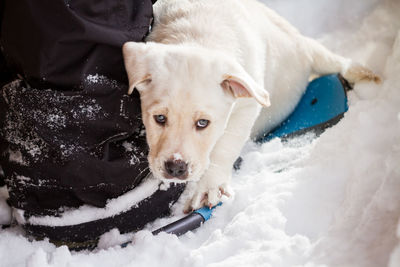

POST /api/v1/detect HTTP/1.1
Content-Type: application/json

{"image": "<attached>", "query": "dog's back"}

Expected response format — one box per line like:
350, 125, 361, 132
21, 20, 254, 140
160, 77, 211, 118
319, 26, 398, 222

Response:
149, 0, 317, 134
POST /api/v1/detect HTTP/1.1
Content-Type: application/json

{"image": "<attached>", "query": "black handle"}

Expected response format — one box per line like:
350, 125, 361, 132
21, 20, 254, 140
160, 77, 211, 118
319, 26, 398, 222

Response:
152, 212, 205, 236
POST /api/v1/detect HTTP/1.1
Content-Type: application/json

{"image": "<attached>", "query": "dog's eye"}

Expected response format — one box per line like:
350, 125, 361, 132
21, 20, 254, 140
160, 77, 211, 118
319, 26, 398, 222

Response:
154, 115, 167, 125
196, 119, 209, 129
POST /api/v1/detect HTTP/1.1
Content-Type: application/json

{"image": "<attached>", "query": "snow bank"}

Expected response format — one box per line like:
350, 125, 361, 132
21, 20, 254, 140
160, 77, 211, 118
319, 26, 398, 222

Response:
1, 0, 399, 266
309, 31, 400, 267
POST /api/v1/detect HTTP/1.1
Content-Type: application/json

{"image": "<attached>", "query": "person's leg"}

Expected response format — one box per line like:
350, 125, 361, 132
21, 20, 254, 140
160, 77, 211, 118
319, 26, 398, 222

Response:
0, 0, 184, 247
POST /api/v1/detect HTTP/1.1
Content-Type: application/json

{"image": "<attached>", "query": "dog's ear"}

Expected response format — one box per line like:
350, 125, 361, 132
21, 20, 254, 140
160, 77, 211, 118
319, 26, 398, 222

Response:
221, 71, 270, 107
122, 42, 152, 95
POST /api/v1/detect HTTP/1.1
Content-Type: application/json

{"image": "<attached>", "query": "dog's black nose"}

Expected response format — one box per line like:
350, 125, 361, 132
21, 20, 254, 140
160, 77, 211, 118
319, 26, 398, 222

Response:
164, 160, 188, 179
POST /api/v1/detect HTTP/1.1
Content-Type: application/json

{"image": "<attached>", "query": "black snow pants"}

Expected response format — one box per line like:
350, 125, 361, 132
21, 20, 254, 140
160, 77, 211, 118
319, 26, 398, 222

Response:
0, 0, 184, 249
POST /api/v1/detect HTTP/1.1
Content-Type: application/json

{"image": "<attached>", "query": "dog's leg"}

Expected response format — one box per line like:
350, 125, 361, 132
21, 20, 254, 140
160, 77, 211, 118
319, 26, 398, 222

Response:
304, 37, 381, 84
185, 99, 261, 212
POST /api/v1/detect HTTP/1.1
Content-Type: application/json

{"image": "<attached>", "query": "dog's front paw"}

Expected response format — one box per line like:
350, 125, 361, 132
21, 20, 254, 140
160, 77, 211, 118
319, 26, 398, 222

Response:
184, 182, 232, 213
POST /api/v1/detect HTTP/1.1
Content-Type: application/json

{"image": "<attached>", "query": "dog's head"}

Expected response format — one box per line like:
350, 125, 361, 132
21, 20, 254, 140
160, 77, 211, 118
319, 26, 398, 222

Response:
123, 42, 269, 183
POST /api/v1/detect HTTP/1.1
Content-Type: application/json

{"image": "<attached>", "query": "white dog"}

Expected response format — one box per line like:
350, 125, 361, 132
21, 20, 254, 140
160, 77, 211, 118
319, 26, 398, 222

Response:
122, 0, 380, 211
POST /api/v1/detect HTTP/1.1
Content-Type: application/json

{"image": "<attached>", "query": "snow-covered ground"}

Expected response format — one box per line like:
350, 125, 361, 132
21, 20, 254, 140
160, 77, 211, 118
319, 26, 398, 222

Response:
1, 0, 400, 266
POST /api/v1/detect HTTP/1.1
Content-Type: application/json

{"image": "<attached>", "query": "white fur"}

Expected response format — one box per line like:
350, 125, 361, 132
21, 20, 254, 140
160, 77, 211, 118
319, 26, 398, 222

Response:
123, 0, 379, 211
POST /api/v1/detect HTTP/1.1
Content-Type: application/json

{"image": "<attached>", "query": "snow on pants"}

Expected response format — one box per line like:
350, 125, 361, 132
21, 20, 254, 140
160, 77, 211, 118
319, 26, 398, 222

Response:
0, 0, 184, 249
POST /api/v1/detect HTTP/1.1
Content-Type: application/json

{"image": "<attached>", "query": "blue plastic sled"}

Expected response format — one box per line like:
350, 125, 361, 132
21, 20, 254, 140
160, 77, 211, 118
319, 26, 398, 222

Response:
258, 74, 350, 142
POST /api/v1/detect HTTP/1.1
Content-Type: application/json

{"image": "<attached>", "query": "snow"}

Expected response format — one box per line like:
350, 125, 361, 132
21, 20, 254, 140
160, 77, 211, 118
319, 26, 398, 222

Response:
7, 150, 26, 165
1, 0, 400, 266
19, 175, 160, 226
1, 77, 106, 162
123, 141, 146, 165
173, 153, 183, 161
85, 74, 119, 89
